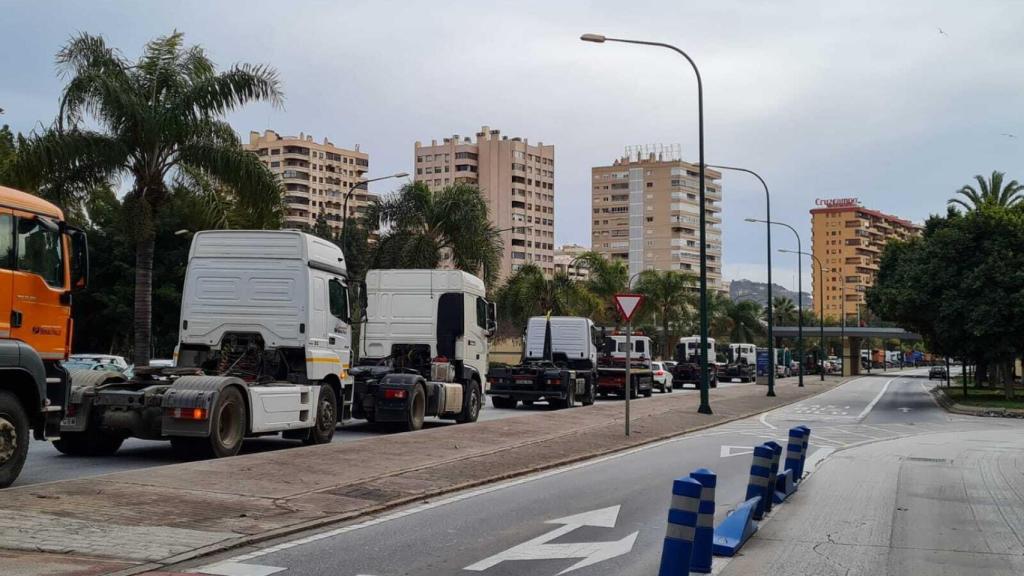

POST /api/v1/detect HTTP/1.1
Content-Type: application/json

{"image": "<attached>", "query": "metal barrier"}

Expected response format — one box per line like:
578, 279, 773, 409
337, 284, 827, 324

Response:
658, 476, 702, 576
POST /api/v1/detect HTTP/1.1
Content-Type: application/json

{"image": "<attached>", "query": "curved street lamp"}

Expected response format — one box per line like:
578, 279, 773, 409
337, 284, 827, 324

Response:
710, 165, 775, 397
340, 171, 409, 248
582, 32, 712, 415
747, 218, 804, 387
780, 249, 828, 381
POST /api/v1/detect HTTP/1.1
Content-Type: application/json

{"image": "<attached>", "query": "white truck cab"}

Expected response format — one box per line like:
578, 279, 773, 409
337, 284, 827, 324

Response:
678, 336, 717, 362
608, 334, 652, 360
523, 316, 599, 366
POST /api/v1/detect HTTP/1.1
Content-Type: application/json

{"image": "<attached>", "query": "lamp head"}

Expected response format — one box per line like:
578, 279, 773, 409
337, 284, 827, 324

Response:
580, 33, 607, 43
393, 172, 409, 178
744, 218, 758, 223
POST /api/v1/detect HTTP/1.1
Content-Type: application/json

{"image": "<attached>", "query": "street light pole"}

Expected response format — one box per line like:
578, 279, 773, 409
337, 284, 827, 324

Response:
781, 249, 828, 381
582, 32, 712, 415
748, 219, 804, 387
340, 172, 409, 248
711, 165, 775, 397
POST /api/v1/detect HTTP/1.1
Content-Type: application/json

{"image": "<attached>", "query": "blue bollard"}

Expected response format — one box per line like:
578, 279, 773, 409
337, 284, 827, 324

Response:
796, 425, 812, 478
659, 476, 702, 576
784, 426, 807, 482
688, 468, 716, 574
743, 444, 774, 520
774, 468, 797, 503
712, 496, 760, 557
762, 442, 782, 513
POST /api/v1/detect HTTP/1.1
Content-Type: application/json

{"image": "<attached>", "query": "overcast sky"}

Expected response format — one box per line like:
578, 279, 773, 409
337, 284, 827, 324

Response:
2, 0, 1022, 291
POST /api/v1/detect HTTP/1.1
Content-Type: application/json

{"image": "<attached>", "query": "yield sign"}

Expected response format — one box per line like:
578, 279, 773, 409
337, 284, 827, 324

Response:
613, 293, 644, 323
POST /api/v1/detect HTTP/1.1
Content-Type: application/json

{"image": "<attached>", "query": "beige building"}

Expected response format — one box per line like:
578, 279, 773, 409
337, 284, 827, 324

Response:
591, 146, 723, 288
811, 199, 920, 323
553, 243, 590, 281
246, 130, 370, 233
414, 126, 555, 280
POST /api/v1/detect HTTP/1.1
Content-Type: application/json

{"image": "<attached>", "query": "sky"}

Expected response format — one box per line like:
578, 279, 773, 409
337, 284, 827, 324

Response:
2, 0, 1022, 292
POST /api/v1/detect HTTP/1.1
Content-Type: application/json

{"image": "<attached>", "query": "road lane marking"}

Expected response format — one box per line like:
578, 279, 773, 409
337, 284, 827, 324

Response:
464, 505, 638, 574
758, 412, 777, 430
720, 445, 756, 458
856, 377, 896, 421
191, 561, 286, 576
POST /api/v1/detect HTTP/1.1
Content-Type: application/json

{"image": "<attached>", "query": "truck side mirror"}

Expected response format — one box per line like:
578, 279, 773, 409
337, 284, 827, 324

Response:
601, 337, 616, 354
358, 279, 368, 323
67, 226, 89, 291
486, 301, 497, 335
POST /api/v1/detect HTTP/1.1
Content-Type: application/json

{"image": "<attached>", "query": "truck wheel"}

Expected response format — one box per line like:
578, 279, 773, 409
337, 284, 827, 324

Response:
304, 384, 337, 445
643, 384, 653, 398
492, 396, 517, 409
581, 378, 596, 406
0, 391, 30, 488
404, 386, 425, 431
456, 382, 481, 424
173, 387, 246, 459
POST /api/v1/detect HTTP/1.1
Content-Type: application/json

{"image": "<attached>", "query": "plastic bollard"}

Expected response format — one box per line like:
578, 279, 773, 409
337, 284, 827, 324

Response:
796, 425, 811, 478
784, 426, 807, 482
688, 468, 716, 574
762, 442, 782, 513
743, 444, 774, 520
712, 496, 760, 556
659, 476, 702, 576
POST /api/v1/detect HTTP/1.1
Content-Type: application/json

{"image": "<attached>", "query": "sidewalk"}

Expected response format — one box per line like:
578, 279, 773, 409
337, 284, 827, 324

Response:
0, 378, 837, 575
718, 427, 1024, 576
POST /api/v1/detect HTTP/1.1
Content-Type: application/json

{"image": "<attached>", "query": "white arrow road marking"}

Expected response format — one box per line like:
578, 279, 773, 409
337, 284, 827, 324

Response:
464, 505, 638, 574
898, 407, 912, 413
720, 445, 755, 458
191, 561, 286, 576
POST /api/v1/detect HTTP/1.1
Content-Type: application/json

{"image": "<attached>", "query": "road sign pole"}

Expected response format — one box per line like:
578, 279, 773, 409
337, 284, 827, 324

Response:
625, 323, 631, 437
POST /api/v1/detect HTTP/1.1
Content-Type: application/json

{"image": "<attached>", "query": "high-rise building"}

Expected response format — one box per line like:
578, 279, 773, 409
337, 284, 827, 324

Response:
810, 198, 920, 323
246, 130, 369, 233
591, 145, 723, 288
414, 126, 555, 281
553, 243, 590, 281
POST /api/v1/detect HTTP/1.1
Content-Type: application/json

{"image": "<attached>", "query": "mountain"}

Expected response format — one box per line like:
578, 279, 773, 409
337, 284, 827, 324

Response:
728, 279, 812, 309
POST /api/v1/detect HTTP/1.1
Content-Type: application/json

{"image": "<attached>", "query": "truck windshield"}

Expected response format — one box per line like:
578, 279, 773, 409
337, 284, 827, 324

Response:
17, 216, 64, 288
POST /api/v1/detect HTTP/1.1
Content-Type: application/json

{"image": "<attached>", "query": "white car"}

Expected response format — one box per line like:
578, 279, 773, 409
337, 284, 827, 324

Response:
652, 362, 674, 393
64, 354, 133, 378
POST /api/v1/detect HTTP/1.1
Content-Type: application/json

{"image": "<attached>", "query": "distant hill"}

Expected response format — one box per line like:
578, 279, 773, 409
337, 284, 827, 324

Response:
729, 279, 812, 309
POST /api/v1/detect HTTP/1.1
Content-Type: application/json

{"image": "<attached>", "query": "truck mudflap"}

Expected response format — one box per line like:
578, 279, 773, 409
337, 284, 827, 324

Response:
160, 375, 245, 438
366, 372, 423, 423
60, 370, 127, 433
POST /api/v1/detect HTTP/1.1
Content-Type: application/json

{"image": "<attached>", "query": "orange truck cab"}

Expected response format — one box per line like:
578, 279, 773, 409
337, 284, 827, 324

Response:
0, 185, 88, 488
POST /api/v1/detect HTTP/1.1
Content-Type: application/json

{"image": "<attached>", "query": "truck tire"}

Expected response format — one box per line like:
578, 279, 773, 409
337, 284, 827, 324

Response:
581, 378, 596, 406
491, 396, 517, 409
0, 390, 30, 489
304, 384, 337, 445
643, 383, 653, 398
404, 385, 426, 431
455, 381, 481, 424
173, 387, 246, 459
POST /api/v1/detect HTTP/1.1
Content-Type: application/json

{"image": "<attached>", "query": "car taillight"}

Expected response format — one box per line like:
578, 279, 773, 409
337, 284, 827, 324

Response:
547, 379, 561, 386
65, 404, 77, 417
656, 370, 664, 375
384, 388, 408, 400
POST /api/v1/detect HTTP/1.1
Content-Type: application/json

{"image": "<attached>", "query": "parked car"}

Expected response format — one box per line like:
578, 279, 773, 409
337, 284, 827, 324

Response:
652, 362, 674, 393
929, 366, 947, 380
63, 354, 134, 378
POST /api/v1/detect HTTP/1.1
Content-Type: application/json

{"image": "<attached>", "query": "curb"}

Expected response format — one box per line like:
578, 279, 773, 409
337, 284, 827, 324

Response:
100, 380, 852, 575
931, 386, 1024, 418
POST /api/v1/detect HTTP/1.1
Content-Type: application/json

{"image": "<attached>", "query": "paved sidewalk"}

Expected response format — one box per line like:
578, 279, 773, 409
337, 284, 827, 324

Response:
0, 378, 836, 574
719, 428, 1024, 576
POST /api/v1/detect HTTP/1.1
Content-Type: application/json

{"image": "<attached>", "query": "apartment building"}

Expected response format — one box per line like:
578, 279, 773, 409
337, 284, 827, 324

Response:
245, 130, 370, 233
553, 243, 590, 281
811, 198, 920, 322
414, 126, 555, 280
591, 145, 723, 288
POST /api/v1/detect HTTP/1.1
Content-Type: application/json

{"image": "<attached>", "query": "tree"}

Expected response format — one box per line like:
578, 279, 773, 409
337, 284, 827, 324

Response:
18, 32, 283, 366
949, 170, 1023, 212
635, 269, 696, 358
869, 205, 1024, 399
724, 300, 765, 344
368, 181, 502, 286
493, 264, 596, 339
768, 296, 798, 326
576, 252, 628, 326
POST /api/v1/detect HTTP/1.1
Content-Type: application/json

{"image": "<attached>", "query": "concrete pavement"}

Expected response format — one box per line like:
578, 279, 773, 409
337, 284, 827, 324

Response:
718, 427, 1024, 576
0, 376, 832, 574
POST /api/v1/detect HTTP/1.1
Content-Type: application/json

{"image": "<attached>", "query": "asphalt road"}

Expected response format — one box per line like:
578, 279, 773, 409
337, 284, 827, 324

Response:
15, 379, 752, 487
180, 368, 1005, 576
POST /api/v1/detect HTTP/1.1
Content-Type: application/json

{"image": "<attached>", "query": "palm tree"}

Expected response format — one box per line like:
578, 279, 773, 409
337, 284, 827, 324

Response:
949, 170, 1024, 212
769, 296, 798, 326
725, 300, 764, 343
19, 32, 283, 366
635, 269, 696, 358
575, 252, 628, 325
367, 181, 502, 286
494, 264, 596, 338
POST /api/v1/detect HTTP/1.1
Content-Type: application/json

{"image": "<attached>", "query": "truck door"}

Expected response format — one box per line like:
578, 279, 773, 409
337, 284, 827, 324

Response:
327, 276, 351, 368
463, 294, 487, 377
0, 210, 13, 340
9, 212, 69, 360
